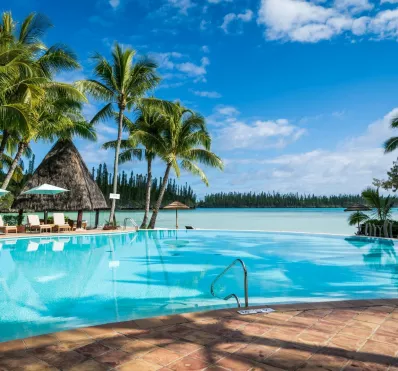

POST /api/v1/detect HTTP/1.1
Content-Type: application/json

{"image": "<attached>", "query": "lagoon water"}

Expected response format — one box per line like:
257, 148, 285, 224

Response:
59, 208, 398, 235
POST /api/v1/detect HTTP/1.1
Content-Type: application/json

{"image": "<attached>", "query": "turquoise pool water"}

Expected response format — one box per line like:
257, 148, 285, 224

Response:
0, 230, 397, 342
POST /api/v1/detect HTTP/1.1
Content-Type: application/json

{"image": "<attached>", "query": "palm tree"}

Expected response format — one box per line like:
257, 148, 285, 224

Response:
1, 90, 90, 189
103, 101, 165, 228
348, 211, 369, 234
76, 43, 160, 223
139, 101, 223, 229
0, 11, 79, 160
384, 117, 398, 153
362, 187, 395, 221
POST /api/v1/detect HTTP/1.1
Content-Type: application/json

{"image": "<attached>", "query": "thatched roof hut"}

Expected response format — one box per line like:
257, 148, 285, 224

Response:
13, 140, 108, 211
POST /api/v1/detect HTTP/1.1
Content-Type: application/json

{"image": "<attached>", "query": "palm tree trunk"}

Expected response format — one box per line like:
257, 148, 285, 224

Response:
148, 163, 172, 229
0, 130, 10, 158
2, 142, 26, 190
140, 157, 152, 229
109, 107, 124, 224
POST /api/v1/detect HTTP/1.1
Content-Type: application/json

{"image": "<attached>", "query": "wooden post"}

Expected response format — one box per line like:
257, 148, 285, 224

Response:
95, 209, 100, 229
44, 210, 48, 224
77, 210, 83, 229
18, 209, 23, 228
176, 209, 178, 229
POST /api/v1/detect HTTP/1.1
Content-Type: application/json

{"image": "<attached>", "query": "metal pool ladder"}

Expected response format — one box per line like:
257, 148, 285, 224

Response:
210, 258, 249, 308
123, 218, 138, 230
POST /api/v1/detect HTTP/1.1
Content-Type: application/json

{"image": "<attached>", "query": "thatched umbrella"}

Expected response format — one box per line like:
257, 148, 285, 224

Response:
344, 204, 371, 234
13, 140, 108, 228
163, 201, 190, 229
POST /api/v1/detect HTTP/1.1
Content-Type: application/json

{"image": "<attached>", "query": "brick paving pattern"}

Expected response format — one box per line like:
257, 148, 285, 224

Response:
0, 299, 397, 370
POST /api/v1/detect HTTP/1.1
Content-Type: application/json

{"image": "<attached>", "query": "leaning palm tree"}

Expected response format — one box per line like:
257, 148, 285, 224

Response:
76, 43, 160, 223
0, 11, 80, 159
140, 101, 223, 229
1, 89, 90, 189
103, 101, 166, 228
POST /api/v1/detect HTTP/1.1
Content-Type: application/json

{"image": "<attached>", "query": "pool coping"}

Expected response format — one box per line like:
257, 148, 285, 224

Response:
1, 298, 398, 346
1, 298, 398, 371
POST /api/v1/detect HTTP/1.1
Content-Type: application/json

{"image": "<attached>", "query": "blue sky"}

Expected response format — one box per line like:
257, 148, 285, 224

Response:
4, 0, 398, 197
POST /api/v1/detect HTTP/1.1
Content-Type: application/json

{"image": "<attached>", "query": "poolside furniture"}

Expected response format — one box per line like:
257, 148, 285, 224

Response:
52, 241, 65, 252
186, 226, 195, 230
68, 219, 87, 231
27, 242, 39, 252
52, 213, 71, 232
0, 216, 17, 234
27, 215, 52, 233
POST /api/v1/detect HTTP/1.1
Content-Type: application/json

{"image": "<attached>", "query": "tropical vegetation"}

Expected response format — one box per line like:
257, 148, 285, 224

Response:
0, 11, 223, 229
91, 163, 197, 209
200, 192, 365, 208
76, 44, 160, 224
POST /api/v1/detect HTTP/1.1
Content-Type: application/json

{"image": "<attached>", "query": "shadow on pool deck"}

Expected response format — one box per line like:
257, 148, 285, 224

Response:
0, 299, 398, 370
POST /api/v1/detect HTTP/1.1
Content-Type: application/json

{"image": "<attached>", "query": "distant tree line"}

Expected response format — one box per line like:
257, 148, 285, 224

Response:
197, 192, 365, 208
91, 163, 197, 209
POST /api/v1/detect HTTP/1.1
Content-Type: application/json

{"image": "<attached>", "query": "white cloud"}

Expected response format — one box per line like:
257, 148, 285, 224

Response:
150, 52, 210, 83
216, 119, 306, 150
222, 108, 398, 194
257, 0, 398, 43
217, 106, 239, 116
206, 105, 241, 126
202, 45, 210, 53
334, 0, 373, 14
109, 0, 120, 8
191, 90, 222, 98
221, 9, 253, 33
149, 52, 183, 70
200, 19, 211, 30
209, 106, 305, 149
177, 57, 209, 78
168, 0, 196, 14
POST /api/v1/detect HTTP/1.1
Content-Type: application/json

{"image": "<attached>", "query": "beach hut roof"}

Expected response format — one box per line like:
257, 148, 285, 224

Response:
13, 140, 108, 211
344, 204, 371, 212
163, 201, 190, 210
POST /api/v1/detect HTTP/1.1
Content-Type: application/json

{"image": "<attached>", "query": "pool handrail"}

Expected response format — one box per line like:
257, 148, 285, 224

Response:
210, 258, 249, 308
123, 218, 138, 230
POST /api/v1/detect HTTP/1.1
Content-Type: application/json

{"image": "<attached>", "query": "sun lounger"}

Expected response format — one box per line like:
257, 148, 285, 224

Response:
52, 213, 71, 232
185, 226, 195, 230
27, 215, 52, 233
27, 242, 39, 252
0, 216, 17, 234
52, 241, 65, 251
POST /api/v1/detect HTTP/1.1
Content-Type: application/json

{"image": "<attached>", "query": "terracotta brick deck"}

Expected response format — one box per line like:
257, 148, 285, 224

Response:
1, 299, 398, 370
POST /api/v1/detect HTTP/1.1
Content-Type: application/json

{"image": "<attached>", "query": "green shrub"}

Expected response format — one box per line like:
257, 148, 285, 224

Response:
2, 215, 18, 226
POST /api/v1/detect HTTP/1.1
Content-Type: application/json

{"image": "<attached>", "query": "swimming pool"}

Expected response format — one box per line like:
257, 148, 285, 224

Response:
0, 230, 397, 342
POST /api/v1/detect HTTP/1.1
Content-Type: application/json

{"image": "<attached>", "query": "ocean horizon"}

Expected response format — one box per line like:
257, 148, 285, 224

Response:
49, 207, 395, 235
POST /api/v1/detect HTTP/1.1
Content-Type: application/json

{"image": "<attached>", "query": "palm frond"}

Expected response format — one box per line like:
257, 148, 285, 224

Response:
38, 44, 80, 77
384, 137, 398, 153
184, 148, 224, 170
18, 12, 52, 45
181, 160, 209, 186
90, 102, 113, 124
75, 79, 114, 101
119, 148, 143, 163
